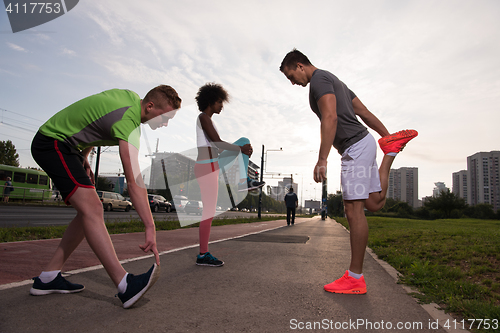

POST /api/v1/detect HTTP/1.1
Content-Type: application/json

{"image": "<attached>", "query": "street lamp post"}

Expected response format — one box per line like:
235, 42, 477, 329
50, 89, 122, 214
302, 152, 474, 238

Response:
258, 145, 264, 219
94, 147, 101, 185
258, 146, 282, 219
321, 178, 327, 220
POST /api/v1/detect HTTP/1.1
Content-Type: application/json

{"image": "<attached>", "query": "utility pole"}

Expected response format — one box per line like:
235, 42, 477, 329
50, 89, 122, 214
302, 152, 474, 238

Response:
94, 147, 101, 187
321, 177, 327, 220
258, 145, 264, 219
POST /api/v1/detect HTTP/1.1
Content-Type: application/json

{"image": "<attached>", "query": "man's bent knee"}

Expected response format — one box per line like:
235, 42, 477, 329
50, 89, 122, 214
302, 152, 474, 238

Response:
365, 191, 386, 213
365, 199, 386, 213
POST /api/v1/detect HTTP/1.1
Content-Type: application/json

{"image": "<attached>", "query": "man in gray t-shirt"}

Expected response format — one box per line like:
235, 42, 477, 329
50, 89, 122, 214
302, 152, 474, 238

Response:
309, 69, 368, 155
280, 49, 417, 295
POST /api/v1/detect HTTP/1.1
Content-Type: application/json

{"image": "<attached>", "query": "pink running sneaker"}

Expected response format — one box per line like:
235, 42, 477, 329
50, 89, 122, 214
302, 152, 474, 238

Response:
378, 129, 418, 155
324, 270, 367, 294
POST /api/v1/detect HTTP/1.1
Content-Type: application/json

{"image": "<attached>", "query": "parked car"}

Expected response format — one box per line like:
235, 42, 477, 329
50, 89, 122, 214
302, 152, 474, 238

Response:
173, 196, 189, 213
97, 191, 132, 212
51, 191, 62, 202
184, 200, 203, 215
124, 197, 135, 210
148, 194, 172, 213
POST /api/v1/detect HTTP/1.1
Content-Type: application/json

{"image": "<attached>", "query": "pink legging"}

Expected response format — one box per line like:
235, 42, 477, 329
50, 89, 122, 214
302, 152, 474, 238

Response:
194, 161, 219, 253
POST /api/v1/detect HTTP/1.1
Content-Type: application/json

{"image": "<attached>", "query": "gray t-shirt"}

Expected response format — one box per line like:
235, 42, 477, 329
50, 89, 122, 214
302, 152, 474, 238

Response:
309, 69, 368, 154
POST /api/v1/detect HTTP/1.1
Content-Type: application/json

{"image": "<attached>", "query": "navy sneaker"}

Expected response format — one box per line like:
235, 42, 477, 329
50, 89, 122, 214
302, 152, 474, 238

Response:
117, 264, 160, 309
30, 272, 85, 295
196, 252, 224, 267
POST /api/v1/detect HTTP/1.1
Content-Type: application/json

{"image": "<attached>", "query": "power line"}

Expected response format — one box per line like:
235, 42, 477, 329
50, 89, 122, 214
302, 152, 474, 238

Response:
0, 108, 44, 123
0, 108, 43, 135
0, 133, 32, 142
0, 121, 36, 133
1, 115, 40, 128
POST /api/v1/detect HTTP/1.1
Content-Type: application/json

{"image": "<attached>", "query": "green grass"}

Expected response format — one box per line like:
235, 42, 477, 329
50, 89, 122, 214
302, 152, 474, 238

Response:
0, 215, 287, 243
336, 216, 500, 332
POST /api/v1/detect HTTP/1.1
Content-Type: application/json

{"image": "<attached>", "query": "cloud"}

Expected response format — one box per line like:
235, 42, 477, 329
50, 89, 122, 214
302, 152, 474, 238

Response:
2, 0, 500, 199
61, 48, 76, 56
7, 42, 27, 52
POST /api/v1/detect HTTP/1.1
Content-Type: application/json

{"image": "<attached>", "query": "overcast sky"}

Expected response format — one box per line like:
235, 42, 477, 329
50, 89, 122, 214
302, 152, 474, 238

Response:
1, 0, 499, 203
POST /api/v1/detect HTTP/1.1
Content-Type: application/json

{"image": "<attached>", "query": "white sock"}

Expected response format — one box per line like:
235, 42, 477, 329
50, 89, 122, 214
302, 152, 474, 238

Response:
348, 270, 363, 279
387, 152, 398, 157
39, 270, 60, 283
117, 273, 129, 294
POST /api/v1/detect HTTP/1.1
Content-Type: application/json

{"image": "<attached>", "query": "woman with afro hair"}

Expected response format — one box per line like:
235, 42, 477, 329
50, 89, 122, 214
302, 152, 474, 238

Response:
194, 83, 265, 266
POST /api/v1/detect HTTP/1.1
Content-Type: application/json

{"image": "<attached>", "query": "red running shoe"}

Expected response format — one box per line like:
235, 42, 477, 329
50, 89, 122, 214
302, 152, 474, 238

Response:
324, 270, 367, 294
378, 129, 418, 155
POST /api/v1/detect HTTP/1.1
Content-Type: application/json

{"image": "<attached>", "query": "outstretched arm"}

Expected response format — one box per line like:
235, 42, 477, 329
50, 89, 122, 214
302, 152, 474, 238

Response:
199, 113, 252, 156
119, 140, 160, 265
352, 97, 390, 137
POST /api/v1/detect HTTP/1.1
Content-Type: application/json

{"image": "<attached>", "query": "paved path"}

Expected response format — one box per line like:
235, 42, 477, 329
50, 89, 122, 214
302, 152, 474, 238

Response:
0, 217, 455, 332
0, 218, 289, 285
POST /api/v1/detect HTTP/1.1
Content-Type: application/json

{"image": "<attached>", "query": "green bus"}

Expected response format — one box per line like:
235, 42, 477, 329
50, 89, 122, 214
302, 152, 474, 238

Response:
0, 164, 53, 201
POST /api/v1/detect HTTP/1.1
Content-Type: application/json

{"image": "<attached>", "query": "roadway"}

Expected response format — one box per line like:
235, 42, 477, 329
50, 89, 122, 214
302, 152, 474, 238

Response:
0, 217, 451, 332
0, 205, 277, 228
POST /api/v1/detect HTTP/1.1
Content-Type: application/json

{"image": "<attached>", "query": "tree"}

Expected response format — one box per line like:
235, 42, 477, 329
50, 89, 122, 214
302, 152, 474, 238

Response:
380, 197, 400, 213
464, 203, 496, 219
423, 189, 466, 219
0, 140, 19, 166
327, 191, 344, 217
385, 201, 414, 217
237, 191, 286, 213
96, 177, 114, 191
414, 206, 431, 219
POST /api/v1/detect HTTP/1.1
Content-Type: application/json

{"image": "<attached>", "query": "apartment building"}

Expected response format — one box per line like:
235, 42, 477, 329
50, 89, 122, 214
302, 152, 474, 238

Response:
388, 167, 419, 208
467, 151, 500, 211
452, 170, 467, 202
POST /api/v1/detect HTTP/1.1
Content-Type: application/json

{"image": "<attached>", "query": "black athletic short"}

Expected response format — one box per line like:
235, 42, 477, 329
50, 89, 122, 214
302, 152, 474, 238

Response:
31, 131, 95, 204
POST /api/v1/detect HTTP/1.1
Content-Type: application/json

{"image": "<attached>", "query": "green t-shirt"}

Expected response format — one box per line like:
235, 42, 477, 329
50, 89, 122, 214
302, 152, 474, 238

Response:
39, 89, 142, 150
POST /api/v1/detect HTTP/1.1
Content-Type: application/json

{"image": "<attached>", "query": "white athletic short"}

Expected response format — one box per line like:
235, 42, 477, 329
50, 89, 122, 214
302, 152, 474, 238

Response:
340, 133, 382, 200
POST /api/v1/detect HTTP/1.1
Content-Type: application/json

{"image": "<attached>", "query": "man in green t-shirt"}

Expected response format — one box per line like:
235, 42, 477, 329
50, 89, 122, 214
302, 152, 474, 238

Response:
30, 85, 181, 308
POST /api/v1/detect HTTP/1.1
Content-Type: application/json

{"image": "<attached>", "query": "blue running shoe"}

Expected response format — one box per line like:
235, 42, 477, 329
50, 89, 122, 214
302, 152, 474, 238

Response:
117, 264, 160, 309
30, 272, 84, 295
238, 179, 265, 192
196, 252, 224, 267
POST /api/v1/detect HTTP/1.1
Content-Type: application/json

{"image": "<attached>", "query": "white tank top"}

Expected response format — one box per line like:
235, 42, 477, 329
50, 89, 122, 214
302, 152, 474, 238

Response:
196, 114, 219, 148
